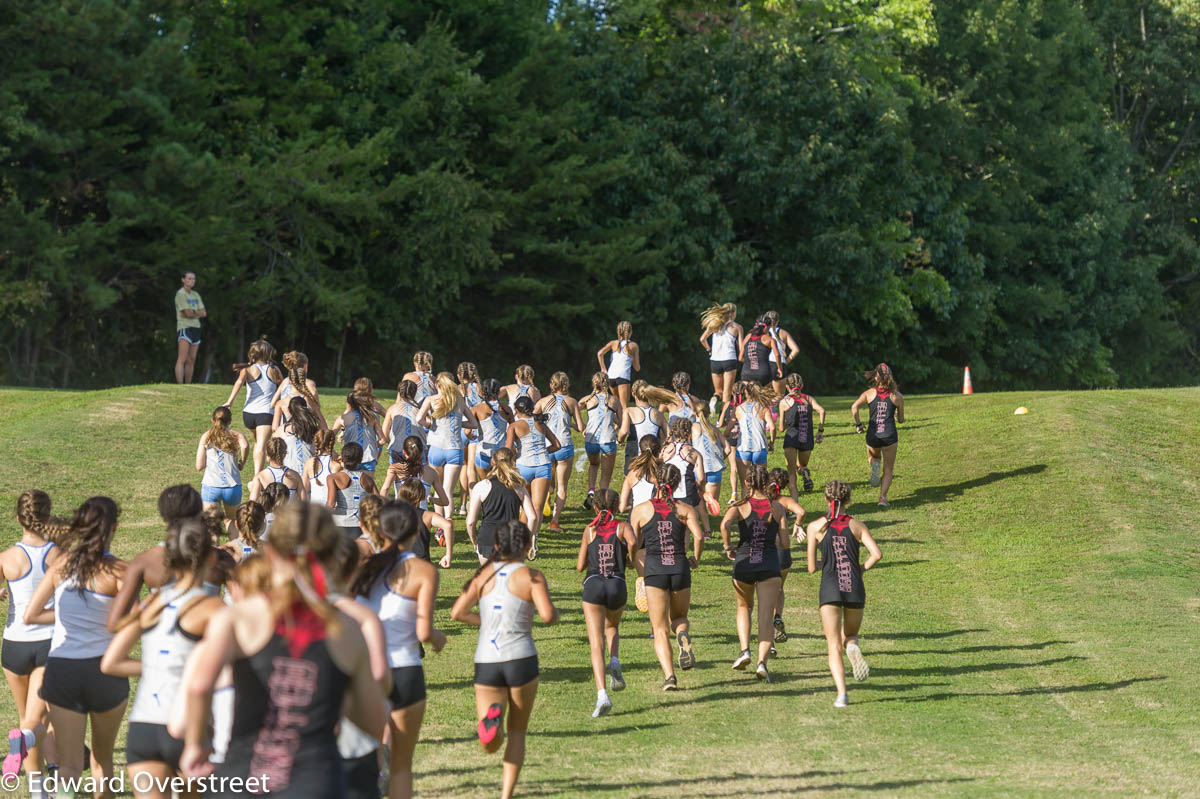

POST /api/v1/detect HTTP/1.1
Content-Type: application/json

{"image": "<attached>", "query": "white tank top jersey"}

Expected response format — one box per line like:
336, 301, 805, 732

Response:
4, 542, 55, 642
547, 395, 571, 446
414, 372, 434, 405
388, 410, 416, 455
282, 430, 313, 474
49, 578, 116, 659
243, 363, 277, 414
308, 453, 333, 505
516, 424, 550, 468
345, 412, 381, 464
203, 445, 241, 489
363, 552, 422, 668
427, 407, 463, 450
710, 324, 737, 361
129, 583, 208, 725
228, 536, 256, 560
332, 471, 364, 527
666, 446, 693, 499
584, 394, 616, 445
631, 476, 655, 506
277, 380, 297, 421
474, 562, 537, 664
767, 325, 785, 364
698, 429, 724, 473
464, 381, 482, 408
264, 464, 295, 497
739, 402, 767, 451
632, 407, 661, 443
479, 401, 508, 453
669, 393, 698, 423
606, 340, 633, 381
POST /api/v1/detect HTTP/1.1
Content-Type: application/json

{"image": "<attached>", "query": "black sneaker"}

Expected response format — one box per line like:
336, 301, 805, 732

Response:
662, 675, 679, 691
801, 467, 814, 492
677, 631, 695, 671
583, 491, 595, 511
773, 615, 788, 643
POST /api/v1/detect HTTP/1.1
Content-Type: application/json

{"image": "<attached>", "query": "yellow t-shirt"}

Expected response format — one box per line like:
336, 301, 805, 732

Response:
175, 289, 205, 330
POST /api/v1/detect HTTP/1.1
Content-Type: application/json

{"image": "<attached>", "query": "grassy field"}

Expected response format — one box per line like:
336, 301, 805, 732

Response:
0, 383, 1197, 798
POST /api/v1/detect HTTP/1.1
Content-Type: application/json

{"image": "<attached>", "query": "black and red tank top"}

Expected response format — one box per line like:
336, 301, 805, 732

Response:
586, 517, 628, 579
784, 392, 813, 446
742, 336, 770, 377
818, 515, 865, 605
639, 498, 687, 577
735, 497, 780, 572
868, 389, 897, 442
218, 603, 348, 797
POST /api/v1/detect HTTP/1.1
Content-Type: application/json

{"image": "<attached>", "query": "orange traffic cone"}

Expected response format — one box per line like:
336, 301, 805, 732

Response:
962, 366, 974, 395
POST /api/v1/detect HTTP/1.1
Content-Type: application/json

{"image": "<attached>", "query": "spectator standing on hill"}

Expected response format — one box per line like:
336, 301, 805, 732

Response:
174, 272, 206, 384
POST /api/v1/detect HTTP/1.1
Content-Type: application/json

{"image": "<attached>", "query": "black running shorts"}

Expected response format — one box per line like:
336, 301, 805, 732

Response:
582, 576, 627, 610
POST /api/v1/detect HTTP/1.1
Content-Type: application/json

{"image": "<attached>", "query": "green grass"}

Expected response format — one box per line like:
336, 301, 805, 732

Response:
0, 384, 1197, 797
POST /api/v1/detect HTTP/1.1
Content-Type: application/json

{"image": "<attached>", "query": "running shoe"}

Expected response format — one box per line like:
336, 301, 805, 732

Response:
607, 661, 626, 692
456, 502, 468, 517
548, 522, 562, 532
435, 530, 446, 547
661, 675, 679, 691
846, 642, 869, 681
593, 695, 612, 718
731, 649, 752, 671
528, 538, 539, 561
477, 703, 503, 747
756, 661, 771, 683
773, 615, 788, 643
677, 631, 695, 671
703, 494, 721, 516
3, 728, 26, 777
708, 396, 719, 416
634, 577, 648, 612
583, 492, 594, 511
801, 467, 813, 493
834, 694, 849, 708
878, 498, 889, 508
768, 645, 777, 658
869, 460, 882, 487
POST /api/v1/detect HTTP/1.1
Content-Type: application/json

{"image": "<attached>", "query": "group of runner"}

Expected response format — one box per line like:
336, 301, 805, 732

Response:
3, 303, 900, 798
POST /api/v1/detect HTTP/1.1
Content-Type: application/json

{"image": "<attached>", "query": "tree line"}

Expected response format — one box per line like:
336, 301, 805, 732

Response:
2, 0, 1197, 392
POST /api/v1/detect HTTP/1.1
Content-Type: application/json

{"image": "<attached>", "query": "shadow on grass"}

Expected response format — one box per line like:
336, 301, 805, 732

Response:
861, 675, 1165, 704
443, 769, 904, 797
871, 655, 1085, 677
899, 463, 1048, 507
868, 559, 928, 570
867, 628, 986, 640
423, 722, 670, 746
882, 639, 1073, 656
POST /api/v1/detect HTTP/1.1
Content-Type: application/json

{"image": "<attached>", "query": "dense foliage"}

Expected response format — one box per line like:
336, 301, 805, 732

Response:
2, 0, 1197, 391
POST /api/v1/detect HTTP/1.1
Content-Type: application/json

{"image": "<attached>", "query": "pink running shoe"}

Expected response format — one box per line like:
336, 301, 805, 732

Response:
3, 728, 26, 777
477, 703, 503, 747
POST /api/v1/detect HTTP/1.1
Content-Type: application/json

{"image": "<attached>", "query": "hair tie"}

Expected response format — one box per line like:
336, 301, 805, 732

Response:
590, 509, 613, 529
304, 550, 329, 599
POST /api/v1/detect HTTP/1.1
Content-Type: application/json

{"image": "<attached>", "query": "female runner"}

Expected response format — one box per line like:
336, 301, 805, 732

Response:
580, 372, 619, 508
303, 430, 338, 506
777, 374, 826, 494
617, 381, 671, 475
596, 321, 640, 410
270, 351, 325, 430
1, 490, 61, 778
575, 489, 636, 718
394, 479, 454, 568
502, 365, 541, 407
766, 468, 806, 649
719, 465, 789, 683
274, 397, 321, 475
761, 311, 800, 397
326, 443, 379, 542
248, 438, 304, 501
665, 372, 703, 423
467, 449, 537, 564
417, 372, 479, 520
382, 380, 426, 464
850, 363, 905, 507
699, 303, 743, 414
196, 406, 249, 518
352, 377, 388, 420
469, 378, 513, 476
806, 480, 882, 706
225, 501, 266, 563
100, 518, 223, 798
506, 396, 560, 554
380, 437, 449, 510
179, 503, 388, 793
629, 464, 704, 690
332, 393, 384, 475
25, 497, 128, 795
618, 436, 663, 515
693, 407, 730, 516
222, 339, 282, 475
451, 520, 559, 799
738, 315, 783, 388
662, 418, 709, 537
534, 372, 585, 532
352, 501, 447, 799
732, 382, 775, 496
457, 362, 484, 511
402, 352, 436, 406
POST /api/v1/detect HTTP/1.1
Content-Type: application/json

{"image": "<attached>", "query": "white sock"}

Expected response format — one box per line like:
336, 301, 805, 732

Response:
21, 729, 34, 748
609, 656, 619, 669
597, 689, 609, 703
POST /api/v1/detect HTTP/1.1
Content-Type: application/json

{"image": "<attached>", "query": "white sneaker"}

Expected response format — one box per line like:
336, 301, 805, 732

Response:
593, 694, 612, 718
846, 642, 869, 681
607, 661, 625, 692
869, 460, 882, 487
708, 396, 719, 416
834, 694, 849, 708
731, 650, 752, 670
